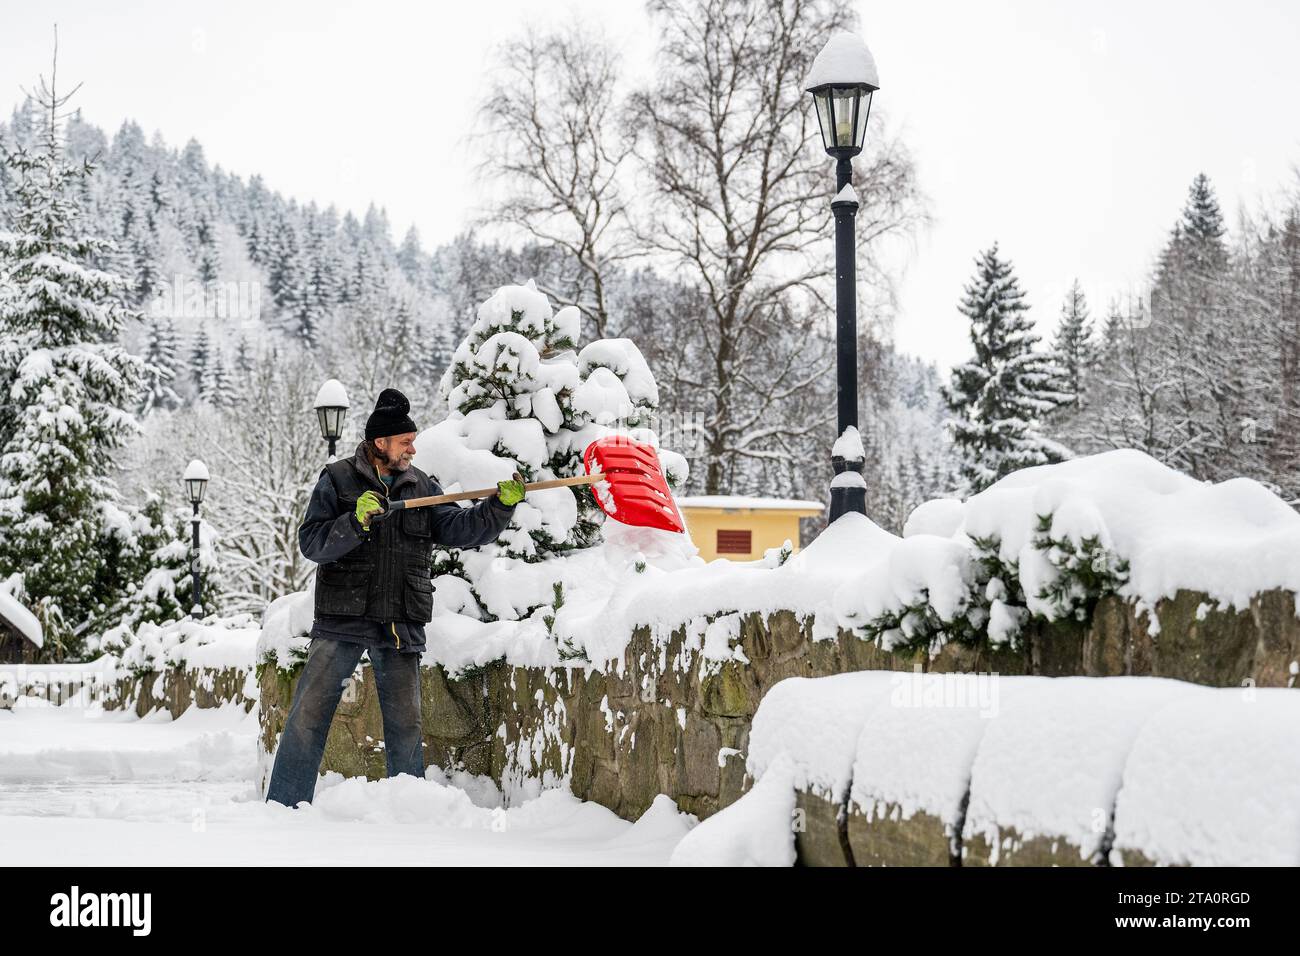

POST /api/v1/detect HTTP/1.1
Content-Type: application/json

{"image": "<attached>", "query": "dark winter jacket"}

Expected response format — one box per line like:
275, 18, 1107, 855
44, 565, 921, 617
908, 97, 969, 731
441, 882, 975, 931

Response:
299, 441, 515, 654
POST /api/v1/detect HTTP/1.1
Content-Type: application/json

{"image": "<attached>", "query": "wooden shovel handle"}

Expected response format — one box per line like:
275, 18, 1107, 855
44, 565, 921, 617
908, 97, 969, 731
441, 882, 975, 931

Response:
382, 472, 607, 512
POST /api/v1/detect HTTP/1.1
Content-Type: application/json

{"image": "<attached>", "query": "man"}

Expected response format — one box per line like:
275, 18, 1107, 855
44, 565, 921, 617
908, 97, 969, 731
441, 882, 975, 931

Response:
265, 387, 525, 808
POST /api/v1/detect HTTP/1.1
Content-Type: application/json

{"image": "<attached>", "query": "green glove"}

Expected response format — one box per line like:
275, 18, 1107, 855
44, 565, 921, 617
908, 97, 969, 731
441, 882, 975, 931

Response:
355, 490, 383, 529
496, 476, 526, 507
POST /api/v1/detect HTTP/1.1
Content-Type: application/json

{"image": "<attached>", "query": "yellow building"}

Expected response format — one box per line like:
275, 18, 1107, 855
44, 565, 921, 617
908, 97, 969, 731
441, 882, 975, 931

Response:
675, 496, 825, 562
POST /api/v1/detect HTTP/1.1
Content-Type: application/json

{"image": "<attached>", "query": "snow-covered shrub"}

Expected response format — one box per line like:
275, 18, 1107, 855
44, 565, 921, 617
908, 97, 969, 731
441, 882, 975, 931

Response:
1026, 514, 1129, 623
833, 534, 981, 656
95, 498, 223, 658
417, 280, 688, 659
110, 613, 261, 676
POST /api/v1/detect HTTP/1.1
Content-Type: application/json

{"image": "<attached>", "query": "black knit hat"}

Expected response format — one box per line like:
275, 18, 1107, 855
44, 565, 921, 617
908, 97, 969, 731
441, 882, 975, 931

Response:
365, 388, 418, 440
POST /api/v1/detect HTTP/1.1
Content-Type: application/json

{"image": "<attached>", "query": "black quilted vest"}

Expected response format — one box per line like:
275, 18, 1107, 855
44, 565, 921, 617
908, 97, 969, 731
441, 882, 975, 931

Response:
313, 458, 436, 623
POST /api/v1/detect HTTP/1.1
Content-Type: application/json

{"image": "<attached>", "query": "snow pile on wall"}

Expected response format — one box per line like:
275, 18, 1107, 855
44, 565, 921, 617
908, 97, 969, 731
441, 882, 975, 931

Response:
958, 676, 1193, 863
547, 448, 1300, 668
258, 588, 317, 668
111, 612, 262, 673
0, 655, 121, 710
836, 448, 1300, 654
668, 672, 899, 867
747, 672, 898, 802
850, 672, 1020, 840
713, 670, 1300, 866
959, 449, 1300, 619
541, 448, 1300, 669
1111, 688, 1300, 866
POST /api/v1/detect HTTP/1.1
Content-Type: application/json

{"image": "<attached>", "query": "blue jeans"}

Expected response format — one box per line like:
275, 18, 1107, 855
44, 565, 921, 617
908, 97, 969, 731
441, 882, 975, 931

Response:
265, 636, 424, 807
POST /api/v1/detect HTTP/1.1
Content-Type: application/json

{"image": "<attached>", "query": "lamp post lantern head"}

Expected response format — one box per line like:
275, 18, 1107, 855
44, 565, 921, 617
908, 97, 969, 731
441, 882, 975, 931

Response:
183, 458, 210, 506
313, 378, 350, 447
805, 31, 880, 159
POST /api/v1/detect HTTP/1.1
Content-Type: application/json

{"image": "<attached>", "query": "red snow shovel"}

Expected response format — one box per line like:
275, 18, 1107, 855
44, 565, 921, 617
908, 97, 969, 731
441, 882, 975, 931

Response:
369, 436, 686, 533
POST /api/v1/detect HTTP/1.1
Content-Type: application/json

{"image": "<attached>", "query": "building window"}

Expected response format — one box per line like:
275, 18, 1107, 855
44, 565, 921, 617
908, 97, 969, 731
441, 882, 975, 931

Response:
716, 529, 752, 554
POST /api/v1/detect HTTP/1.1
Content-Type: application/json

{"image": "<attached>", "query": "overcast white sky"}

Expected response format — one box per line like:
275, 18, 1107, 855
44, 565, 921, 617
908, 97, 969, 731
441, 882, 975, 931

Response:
3, 0, 1298, 368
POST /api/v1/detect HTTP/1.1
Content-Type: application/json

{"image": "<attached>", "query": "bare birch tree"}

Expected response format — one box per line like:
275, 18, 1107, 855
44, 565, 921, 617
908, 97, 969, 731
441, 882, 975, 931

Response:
473, 25, 636, 338
628, 0, 926, 493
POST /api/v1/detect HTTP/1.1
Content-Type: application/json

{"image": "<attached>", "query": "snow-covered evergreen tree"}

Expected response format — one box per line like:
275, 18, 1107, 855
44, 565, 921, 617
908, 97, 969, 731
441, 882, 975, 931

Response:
205, 349, 234, 407
943, 244, 1071, 493
146, 167, 167, 224
95, 495, 223, 656
138, 315, 182, 414
1052, 279, 1095, 407
0, 65, 148, 657
233, 333, 255, 379
1179, 172, 1228, 273
397, 225, 425, 285
266, 213, 299, 309
346, 242, 385, 308
1142, 174, 1248, 480
190, 327, 212, 393
290, 206, 339, 345
176, 140, 222, 283
425, 280, 685, 638
193, 210, 220, 284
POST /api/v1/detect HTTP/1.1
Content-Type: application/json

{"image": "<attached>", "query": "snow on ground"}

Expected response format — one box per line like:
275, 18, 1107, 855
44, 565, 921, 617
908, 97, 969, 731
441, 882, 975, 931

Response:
257, 510, 897, 673
0, 695, 256, 783
669, 752, 797, 867
0, 699, 694, 866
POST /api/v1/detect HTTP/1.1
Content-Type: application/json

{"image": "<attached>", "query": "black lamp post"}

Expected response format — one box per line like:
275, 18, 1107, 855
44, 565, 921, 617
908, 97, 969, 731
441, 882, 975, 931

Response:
183, 458, 209, 619
314, 379, 350, 459
806, 32, 880, 521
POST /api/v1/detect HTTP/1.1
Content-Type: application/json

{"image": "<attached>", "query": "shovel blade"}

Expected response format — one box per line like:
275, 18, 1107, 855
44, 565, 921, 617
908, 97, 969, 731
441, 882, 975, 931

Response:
584, 436, 685, 534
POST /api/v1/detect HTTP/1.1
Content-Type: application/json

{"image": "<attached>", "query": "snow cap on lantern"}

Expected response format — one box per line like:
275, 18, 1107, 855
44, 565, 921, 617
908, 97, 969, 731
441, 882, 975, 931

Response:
313, 378, 350, 445
805, 31, 880, 157
183, 458, 210, 504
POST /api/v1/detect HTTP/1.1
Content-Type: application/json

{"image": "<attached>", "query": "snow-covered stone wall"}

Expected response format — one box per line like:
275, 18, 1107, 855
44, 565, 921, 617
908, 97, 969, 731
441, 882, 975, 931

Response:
1, 615, 261, 717
257, 448, 1300, 688
255, 590, 1300, 839
679, 670, 1300, 867
249, 445, 1300, 860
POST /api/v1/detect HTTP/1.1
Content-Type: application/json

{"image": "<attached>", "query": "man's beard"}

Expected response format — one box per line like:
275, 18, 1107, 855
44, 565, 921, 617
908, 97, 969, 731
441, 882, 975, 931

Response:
380, 448, 413, 471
